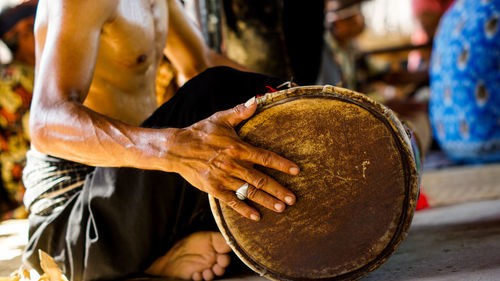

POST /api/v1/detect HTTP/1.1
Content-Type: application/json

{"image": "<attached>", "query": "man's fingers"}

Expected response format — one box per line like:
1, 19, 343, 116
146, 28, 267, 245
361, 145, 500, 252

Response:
245, 184, 286, 212
244, 168, 296, 205
214, 159, 296, 206
218, 190, 260, 221
237, 144, 300, 176
226, 177, 287, 212
220, 141, 300, 177
212, 97, 257, 127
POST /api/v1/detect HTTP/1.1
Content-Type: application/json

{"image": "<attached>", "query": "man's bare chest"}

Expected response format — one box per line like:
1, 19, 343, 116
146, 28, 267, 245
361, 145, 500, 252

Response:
98, 0, 168, 70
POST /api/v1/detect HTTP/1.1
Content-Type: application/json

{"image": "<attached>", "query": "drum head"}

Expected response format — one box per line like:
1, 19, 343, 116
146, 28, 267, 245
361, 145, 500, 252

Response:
209, 86, 419, 280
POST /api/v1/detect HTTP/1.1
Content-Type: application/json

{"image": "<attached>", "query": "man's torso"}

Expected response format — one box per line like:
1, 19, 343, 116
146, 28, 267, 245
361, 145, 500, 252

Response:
35, 0, 168, 126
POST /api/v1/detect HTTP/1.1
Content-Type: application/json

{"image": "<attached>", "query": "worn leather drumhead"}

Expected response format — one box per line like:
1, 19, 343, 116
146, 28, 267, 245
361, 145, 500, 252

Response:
209, 86, 419, 281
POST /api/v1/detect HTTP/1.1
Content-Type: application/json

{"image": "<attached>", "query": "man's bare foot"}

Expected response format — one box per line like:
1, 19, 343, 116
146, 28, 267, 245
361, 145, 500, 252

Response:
146, 231, 232, 281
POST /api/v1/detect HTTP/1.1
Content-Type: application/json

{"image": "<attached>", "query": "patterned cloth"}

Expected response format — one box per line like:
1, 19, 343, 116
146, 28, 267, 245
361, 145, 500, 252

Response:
429, 0, 500, 163
23, 148, 94, 216
0, 62, 33, 217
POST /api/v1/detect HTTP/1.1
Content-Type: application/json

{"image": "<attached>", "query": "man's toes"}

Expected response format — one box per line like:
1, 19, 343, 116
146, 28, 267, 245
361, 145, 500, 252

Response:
192, 272, 203, 281
217, 254, 231, 268
212, 264, 225, 276
202, 269, 215, 281
210, 232, 231, 254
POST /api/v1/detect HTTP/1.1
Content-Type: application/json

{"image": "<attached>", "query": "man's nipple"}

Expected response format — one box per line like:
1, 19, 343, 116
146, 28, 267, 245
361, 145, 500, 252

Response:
137, 54, 147, 64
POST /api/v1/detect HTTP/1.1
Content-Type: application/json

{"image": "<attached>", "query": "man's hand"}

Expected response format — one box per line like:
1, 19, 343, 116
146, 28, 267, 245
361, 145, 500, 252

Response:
170, 97, 300, 221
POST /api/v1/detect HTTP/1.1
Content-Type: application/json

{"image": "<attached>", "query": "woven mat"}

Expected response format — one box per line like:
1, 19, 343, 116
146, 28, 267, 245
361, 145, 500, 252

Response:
422, 163, 500, 207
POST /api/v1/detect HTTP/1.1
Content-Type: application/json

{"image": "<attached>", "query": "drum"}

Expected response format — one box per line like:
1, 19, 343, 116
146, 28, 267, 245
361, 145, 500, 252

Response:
209, 86, 420, 281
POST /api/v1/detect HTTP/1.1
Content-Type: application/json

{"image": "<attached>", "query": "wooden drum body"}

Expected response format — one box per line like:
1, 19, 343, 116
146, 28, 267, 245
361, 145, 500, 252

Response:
209, 86, 420, 281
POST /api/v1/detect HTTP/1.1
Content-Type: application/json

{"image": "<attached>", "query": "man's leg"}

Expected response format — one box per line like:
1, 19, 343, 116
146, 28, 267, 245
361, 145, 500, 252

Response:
24, 66, 284, 280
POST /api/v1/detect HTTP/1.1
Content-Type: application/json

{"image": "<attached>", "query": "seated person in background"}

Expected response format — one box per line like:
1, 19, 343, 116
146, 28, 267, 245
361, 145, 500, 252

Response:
0, 0, 37, 219
317, 0, 365, 90
430, 0, 500, 163
23, 0, 299, 280
407, 0, 454, 72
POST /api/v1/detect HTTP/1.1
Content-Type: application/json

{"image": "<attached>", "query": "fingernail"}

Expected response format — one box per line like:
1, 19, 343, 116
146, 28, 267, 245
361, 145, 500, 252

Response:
245, 96, 256, 107
250, 214, 260, 221
285, 196, 294, 205
289, 167, 300, 175
274, 203, 285, 212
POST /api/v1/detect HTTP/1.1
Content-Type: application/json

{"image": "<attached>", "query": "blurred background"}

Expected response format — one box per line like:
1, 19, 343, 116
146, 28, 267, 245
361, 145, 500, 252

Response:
1, 0, 500, 279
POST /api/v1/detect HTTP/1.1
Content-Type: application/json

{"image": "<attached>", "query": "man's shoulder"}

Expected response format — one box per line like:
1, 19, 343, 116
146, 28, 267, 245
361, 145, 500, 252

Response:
45, 0, 119, 24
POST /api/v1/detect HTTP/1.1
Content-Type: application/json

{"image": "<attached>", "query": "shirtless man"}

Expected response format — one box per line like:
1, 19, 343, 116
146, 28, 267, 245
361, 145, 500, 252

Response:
25, 0, 299, 280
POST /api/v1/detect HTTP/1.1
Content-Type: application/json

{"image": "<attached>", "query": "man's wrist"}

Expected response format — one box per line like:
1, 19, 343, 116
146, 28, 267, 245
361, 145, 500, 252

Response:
134, 127, 178, 172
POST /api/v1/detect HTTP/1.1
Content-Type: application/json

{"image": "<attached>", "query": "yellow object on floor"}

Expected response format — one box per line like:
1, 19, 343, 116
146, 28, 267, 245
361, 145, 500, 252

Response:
1, 251, 67, 281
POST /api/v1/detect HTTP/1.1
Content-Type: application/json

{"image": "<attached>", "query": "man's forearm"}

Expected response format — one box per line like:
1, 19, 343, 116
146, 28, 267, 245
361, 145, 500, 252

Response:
30, 100, 176, 172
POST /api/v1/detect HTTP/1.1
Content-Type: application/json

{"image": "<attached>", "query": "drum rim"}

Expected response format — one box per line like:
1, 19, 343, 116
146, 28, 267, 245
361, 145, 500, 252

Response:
209, 85, 419, 281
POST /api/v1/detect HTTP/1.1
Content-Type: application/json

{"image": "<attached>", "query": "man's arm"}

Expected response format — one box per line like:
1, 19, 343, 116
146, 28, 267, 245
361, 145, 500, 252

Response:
164, 0, 246, 83
30, 0, 169, 169
31, 0, 298, 220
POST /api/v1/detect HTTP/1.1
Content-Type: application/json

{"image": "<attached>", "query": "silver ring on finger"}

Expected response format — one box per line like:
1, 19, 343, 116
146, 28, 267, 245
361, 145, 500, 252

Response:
235, 183, 249, 200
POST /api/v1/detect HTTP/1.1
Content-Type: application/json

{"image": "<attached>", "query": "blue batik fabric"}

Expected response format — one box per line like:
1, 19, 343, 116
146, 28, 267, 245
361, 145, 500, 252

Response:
430, 0, 500, 163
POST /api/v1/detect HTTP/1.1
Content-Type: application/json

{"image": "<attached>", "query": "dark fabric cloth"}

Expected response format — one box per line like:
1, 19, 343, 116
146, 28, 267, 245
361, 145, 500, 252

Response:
282, 0, 325, 85
22, 66, 284, 281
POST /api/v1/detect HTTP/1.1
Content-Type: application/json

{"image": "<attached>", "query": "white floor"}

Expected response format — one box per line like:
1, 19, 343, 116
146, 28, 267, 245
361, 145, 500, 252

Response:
2, 200, 500, 280
219, 199, 500, 281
